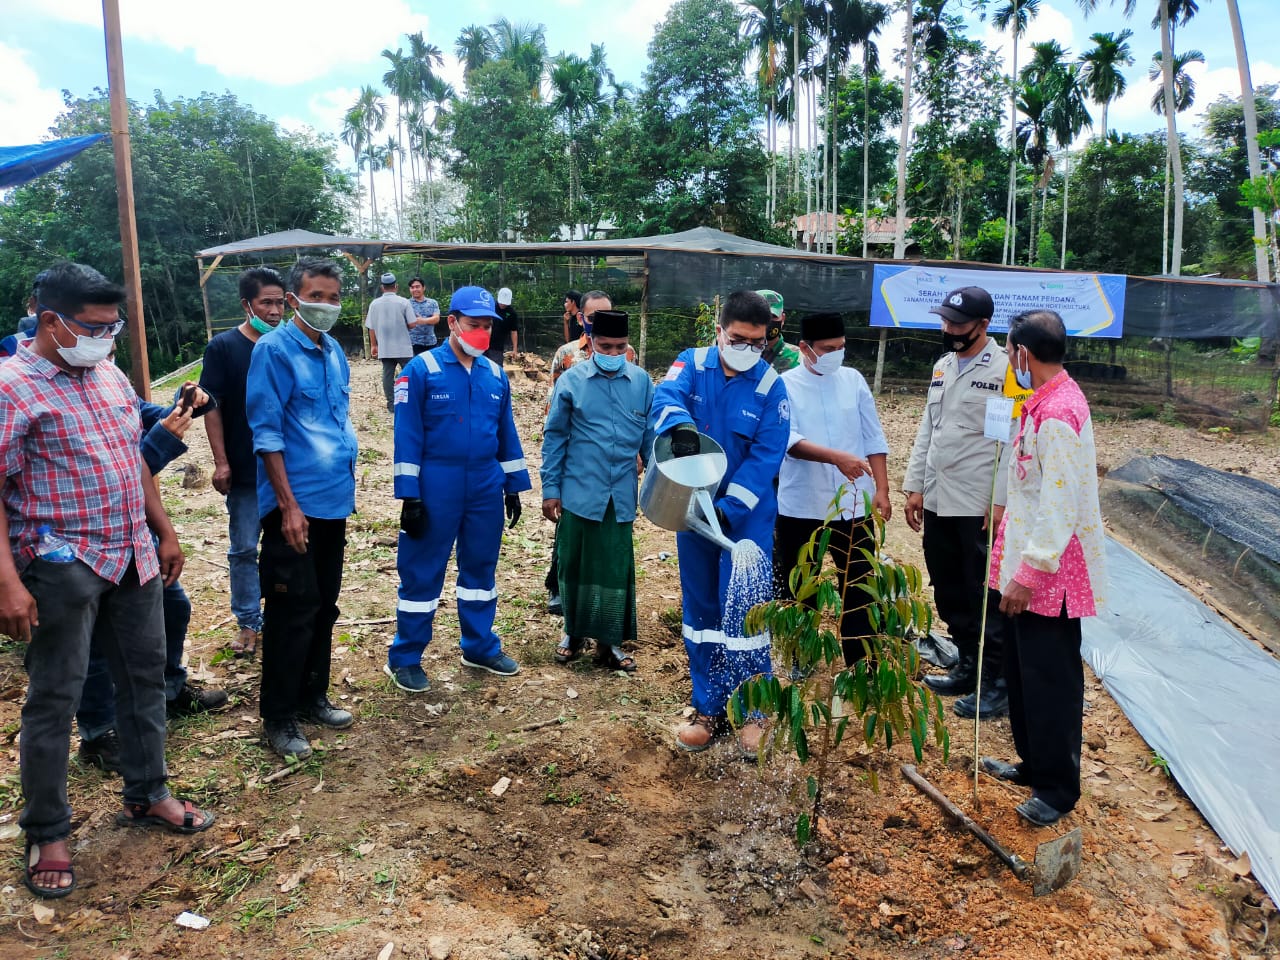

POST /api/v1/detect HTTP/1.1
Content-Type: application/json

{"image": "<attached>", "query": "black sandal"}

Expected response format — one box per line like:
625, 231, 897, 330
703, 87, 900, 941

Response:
23, 838, 76, 900
595, 645, 637, 673
116, 799, 216, 834
554, 635, 585, 665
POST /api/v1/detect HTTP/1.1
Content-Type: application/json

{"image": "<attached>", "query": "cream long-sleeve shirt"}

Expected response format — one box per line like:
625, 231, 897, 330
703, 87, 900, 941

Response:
902, 339, 1012, 516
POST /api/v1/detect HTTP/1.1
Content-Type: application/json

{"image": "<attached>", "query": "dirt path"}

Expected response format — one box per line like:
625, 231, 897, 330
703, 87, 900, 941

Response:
0, 356, 1275, 959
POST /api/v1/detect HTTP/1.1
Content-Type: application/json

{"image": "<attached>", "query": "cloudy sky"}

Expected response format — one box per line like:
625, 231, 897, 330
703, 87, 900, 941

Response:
3, 0, 1276, 172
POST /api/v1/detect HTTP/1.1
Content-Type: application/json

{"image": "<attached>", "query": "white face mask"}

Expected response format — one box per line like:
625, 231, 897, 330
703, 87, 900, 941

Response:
55, 318, 115, 368
806, 347, 845, 376
293, 298, 341, 333
719, 332, 761, 373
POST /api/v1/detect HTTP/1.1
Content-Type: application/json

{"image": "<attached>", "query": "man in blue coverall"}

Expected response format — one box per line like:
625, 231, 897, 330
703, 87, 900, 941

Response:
385, 286, 531, 692
650, 290, 790, 754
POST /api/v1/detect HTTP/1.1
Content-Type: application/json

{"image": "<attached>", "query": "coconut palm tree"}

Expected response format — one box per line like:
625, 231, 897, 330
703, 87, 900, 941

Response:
1150, 45, 1203, 273
381, 47, 416, 238
1016, 80, 1051, 265
491, 18, 547, 98
456, 25, 495, 79
1223, 0, 1271, 281
1080, 30, 1134, 140
742, 0, 786, 223
993, 0, 1042, 265
340, 105, 367, 230
891, 0, 914, 261
349, 86, 386, 232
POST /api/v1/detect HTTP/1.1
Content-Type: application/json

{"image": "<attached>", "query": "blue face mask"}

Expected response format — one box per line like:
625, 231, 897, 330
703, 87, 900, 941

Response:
1012, 345, 1033, 390
593, 350, 625, 373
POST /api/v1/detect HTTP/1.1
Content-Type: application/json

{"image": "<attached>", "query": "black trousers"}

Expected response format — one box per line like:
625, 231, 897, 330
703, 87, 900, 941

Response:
258, 509, 347, 722
544, 526, 560, 595
774, 515, 874, 666
1004, 607, 1084, 812
920, 510, 1003, 666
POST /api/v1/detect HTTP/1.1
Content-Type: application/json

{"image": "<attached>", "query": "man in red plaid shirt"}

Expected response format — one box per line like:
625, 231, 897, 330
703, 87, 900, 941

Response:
0, 261, 215, 899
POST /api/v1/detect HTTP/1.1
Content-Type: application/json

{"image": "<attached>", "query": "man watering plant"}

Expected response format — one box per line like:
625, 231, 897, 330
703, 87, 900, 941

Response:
650, 290, 790, 755
902, 286, 1012, 719
983, 309, 1106, 828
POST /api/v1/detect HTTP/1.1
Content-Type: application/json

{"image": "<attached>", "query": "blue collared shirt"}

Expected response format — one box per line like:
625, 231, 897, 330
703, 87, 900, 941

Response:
541, 357, 655, 522
246, 318, 358, 520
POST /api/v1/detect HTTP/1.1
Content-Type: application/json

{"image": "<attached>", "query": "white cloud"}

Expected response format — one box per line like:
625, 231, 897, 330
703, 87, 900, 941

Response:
976, 1, 1078, 78
36, 0, 431, 85
1107, 58, 1280, 137
0, 41, 67, 143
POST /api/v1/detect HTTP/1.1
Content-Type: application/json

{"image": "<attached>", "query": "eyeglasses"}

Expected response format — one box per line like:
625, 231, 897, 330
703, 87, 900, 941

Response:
39, 304, 124, 339
723, 336, 766, 353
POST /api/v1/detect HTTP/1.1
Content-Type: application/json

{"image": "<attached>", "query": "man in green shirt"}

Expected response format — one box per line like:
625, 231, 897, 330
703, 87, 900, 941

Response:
757, 289, 800, 373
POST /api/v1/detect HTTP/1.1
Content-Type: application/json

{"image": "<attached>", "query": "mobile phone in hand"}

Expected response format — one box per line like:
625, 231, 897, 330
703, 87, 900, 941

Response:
179, 383, 196, 414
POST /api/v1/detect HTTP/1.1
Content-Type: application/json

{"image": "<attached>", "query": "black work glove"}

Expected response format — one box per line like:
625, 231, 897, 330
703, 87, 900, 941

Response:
670, 424, 700, 458
714, 507, 731, 536
505, 494, 522, 529
400, 498, 427, 540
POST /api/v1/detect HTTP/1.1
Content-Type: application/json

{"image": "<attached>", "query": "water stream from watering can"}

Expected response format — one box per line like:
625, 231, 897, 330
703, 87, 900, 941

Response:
723, 539, 773, 638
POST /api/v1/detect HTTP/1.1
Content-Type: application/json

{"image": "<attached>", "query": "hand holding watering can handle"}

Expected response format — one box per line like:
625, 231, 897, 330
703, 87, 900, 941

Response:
670, 424, 700, 458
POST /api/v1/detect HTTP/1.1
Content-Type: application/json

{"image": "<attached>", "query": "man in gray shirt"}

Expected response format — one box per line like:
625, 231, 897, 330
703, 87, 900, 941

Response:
365, 272, 415, 412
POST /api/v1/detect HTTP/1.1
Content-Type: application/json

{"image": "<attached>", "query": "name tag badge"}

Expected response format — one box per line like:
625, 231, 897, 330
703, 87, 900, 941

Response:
983, 397, 1016, 443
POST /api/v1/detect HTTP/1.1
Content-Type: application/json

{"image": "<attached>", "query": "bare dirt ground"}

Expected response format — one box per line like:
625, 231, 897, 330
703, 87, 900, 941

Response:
0, 355, 1277, 960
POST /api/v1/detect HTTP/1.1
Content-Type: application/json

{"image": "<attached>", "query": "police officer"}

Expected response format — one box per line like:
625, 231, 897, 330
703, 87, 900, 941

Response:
651, 290, 791, 755
902, 286, 1012, 719
385, 286, 531, 692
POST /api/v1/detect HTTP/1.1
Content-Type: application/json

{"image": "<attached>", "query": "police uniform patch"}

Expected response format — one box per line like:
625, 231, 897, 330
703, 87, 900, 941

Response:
394, 375, 410, 405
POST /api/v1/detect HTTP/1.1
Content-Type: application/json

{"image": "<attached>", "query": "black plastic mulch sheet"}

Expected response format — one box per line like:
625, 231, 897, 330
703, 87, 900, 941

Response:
1108, 455, 1280, 565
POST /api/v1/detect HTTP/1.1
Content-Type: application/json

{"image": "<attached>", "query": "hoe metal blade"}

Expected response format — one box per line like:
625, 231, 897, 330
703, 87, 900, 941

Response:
1031, 827, 1083, 896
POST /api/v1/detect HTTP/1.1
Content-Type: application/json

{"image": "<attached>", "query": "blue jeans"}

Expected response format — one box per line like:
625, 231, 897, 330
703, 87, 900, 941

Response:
23, 559, 169, 842
77, 580, 191, 741
226, 485, 263, 632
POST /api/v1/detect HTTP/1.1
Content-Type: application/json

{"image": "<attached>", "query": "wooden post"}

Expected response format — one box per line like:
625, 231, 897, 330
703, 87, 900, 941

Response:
197, 257, 213, 344
103, 0, 150, 399
638, 253, 650, 369
873, 328, 888, 396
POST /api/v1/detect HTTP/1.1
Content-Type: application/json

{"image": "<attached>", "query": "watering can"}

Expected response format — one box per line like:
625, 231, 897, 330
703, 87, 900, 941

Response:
639, 431, 737, 553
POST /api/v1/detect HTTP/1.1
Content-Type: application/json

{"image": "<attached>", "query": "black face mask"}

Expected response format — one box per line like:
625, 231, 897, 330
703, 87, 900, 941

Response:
766, 323, 782, 343
942, 325, 982, 354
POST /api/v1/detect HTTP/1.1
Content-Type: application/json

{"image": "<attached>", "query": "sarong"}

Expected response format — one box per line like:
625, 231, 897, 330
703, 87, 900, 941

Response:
556, 500, 637, 646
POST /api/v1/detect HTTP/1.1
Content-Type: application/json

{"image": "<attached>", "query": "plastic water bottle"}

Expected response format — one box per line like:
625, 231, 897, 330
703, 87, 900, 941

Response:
35, 525, 76, 563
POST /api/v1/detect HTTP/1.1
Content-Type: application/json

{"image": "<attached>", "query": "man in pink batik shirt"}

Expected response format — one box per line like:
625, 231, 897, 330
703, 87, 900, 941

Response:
981, 308, 1106, 828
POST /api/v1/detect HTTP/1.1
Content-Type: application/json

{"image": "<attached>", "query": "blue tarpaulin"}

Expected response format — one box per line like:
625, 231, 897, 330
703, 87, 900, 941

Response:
0, 134, 107, 189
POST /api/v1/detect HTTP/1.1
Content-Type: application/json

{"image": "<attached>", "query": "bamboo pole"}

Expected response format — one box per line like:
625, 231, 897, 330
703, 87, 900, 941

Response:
103, 0, 150, 399
198, 257, 213, 344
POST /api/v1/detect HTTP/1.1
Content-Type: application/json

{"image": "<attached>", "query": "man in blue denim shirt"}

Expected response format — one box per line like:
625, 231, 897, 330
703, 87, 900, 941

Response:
541, 309, 653, 674
246, 258, 359, 760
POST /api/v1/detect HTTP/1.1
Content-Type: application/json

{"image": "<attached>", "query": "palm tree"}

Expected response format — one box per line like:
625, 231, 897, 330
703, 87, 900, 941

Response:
456, 25, 495, 79
1224, 0, 1271, 281
1046, 62, 1093, 266
340, 105, 367, 230
491, 17, 547, 98
781, 0, 811, 236
742, 0, 786, 224
1150, 45, 1203, 273
550, 53, 604, 236
350, 86, 386, 232
1080, 30, 1134, 140
993, 0, 1042, 265
1016, 80, 1051, 265
381, 47, 416, 238
828, 0, 890, 255
892, 0, 914, 262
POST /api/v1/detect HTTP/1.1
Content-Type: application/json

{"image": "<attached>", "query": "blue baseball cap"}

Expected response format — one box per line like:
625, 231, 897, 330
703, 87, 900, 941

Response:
448, 286, 500, 319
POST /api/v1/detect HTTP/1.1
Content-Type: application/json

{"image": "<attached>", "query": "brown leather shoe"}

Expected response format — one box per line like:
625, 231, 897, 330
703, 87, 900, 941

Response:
676, 713, 725, 752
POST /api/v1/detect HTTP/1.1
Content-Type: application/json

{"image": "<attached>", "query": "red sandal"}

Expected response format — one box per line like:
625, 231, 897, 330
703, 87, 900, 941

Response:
116, 799, 216, 834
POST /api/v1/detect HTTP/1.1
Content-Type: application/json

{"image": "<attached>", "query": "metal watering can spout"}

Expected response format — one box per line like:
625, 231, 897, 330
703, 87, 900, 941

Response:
685, 488, 736, 553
